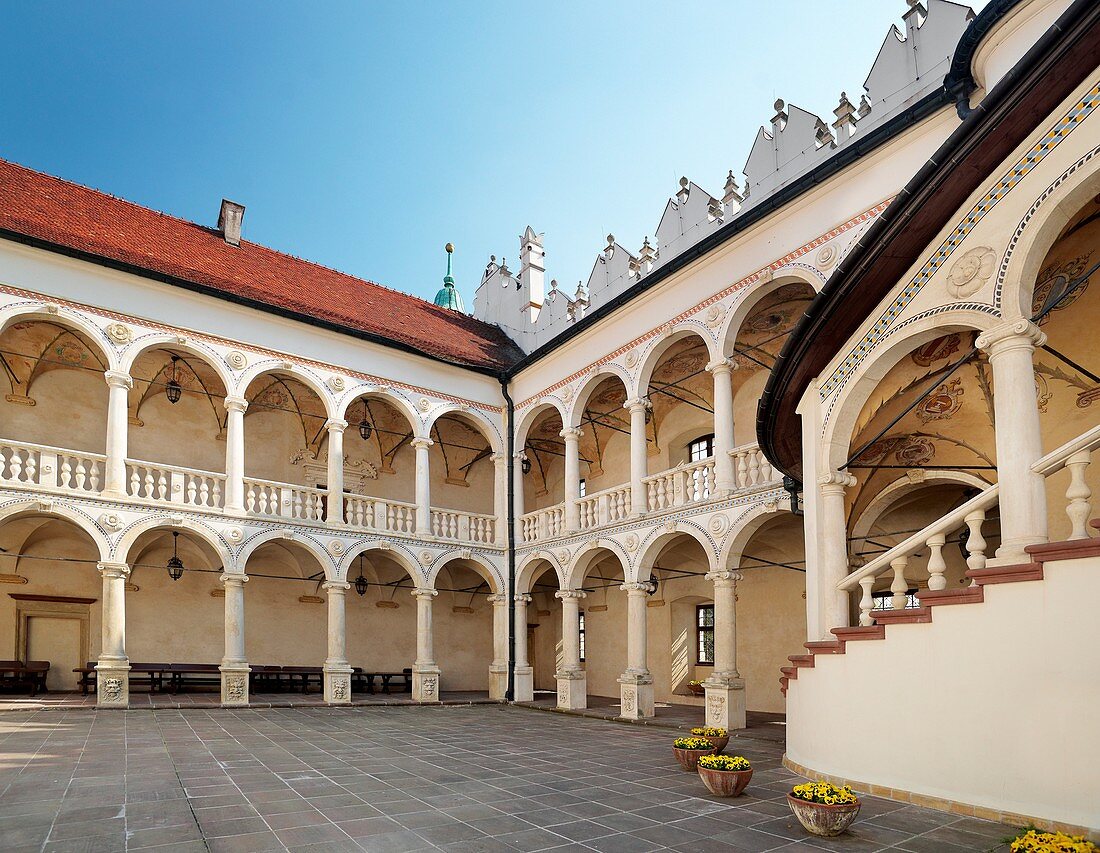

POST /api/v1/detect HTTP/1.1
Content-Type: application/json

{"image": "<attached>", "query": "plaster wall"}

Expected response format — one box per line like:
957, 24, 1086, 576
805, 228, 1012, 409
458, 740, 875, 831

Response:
785, 554, 1100, 831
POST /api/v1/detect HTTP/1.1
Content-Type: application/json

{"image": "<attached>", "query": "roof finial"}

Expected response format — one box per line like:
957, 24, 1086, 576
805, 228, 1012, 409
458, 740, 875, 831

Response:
433, 242, 464, 311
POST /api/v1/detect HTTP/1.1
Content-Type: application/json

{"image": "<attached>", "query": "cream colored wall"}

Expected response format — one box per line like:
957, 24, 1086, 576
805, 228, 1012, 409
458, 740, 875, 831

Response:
785, 553, 1100, 832
2, 368, 106, 455
130, 392, 226, 474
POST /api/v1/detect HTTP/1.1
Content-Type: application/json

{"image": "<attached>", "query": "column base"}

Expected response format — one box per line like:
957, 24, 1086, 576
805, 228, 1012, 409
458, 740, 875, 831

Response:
618, 673, 655, 719
95, 661, 130, 708
555, 669, 586, 710
324, 666, 354, 704
489, 664, 508, 701
513, 666, 534, 703
412, 666, 441, 702
220, 665, 250, 707
703, 676, 746, 730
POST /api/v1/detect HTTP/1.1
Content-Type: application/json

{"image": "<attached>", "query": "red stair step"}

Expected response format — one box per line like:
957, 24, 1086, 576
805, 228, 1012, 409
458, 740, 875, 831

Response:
917, 586, 984, 607
871, 606, 932, 625
805, 640, 845, 655
1026, 538, 1100, 563
787, 655, 815, 668
780, 666, 799, 679
832, 625, 885, 641
967, 562, 1043, 585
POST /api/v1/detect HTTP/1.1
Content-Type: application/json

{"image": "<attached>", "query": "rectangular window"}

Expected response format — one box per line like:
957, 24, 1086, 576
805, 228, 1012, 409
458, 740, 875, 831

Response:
579, 478, 586, 498
688, 434, 715, 463
696, 604, 715, 665
578, 611, 586, 662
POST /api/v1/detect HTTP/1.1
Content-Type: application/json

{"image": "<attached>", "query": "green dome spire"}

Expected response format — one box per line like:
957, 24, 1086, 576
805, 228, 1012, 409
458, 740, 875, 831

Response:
433, 242, 465, 312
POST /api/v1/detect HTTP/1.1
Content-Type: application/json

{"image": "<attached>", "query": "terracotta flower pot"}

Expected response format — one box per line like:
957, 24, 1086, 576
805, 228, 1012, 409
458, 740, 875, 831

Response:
672, 746, 715, 771
698, 734, 729, 753
786, 793, 861, 837
687, 683, 705, 696
697, 765, 752, 797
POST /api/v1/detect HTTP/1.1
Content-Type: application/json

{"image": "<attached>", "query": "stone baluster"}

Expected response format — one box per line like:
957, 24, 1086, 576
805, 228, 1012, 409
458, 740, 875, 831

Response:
858, 577, 876, 626
889, 556, 909, 609
1065, 449, 1093, 540
926, 534, 947, 591
964, 509, 987, 583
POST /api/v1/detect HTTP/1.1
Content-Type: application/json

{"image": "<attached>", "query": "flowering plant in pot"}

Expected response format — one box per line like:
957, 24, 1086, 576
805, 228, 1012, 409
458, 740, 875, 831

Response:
787, 781, 861, 837
686, 680, 705, 696
696, 754, 752, 797
671, 736, 716, 771
1009, 829, 1097, 852
690, 726, 729, 753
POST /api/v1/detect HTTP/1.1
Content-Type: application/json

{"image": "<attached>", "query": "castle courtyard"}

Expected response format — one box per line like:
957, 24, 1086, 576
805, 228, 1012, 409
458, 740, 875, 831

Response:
0, 705, 1012, 853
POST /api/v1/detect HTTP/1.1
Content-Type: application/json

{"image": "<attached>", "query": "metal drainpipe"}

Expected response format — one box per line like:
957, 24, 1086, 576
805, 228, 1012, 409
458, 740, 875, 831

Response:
500, 375, 517, 701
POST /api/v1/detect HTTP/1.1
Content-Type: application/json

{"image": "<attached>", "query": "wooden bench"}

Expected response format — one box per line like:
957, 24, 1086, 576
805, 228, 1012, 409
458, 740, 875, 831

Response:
0, 660, 49, 696
169, 663, 221, 692
73, 662, 172, 694
352, 667, 412, 694
280, 666, 323, 693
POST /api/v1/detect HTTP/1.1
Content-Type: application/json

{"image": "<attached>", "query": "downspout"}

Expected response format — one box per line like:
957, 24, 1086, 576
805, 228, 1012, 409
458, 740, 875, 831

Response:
500, 375, 517, 702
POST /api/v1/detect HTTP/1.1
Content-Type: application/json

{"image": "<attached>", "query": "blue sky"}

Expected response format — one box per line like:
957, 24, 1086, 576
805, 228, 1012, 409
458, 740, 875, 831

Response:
2, 1, 986, 309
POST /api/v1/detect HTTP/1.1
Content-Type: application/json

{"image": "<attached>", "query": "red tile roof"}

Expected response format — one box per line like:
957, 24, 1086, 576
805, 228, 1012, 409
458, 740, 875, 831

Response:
0, 158, 523, 371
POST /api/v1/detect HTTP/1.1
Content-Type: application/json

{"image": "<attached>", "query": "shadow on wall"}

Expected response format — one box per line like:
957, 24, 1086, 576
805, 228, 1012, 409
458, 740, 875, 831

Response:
671, 628, 691, 692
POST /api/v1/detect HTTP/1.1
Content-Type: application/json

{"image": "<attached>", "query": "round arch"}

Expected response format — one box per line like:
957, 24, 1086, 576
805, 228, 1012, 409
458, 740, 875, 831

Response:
821, 310, 997, 473
719, 502, 795, 570
849, 471, 990, 548
120, 334, 235, 396
427, 552, 503, 595
515, 399, 567, 449
567, 366, 632, 429
115, 515, 234, 570
564, 539, 630, 590
236, 529, 335, 578
338, 540, 425, 587
0, 498, 111, 562
423, 405, 503, 456
238, 360, 337, 421
338, 387, 422, 437
634, 327, 719, 397
0, 304, 120, 373
718, 272, 821, 357
997, 145, 1100, 318
635, 523, 717, 582
516, 552, 565, 595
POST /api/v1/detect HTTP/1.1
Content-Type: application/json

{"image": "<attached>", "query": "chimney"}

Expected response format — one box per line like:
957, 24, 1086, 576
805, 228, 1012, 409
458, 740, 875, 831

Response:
218, 199, 245, 247
518, 226, 545, 322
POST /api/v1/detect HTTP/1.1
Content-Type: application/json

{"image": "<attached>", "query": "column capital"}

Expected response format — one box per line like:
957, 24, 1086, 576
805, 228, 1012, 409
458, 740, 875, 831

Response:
620, 581, 655, 594
490, 452, 507, 464
705, 570, 744, 585
513, 450, 528, 462
514, 593, 533, 604
104, 370, 133, 390
410, 437, 434, 450
220, 572, 249, 587
224, 395, 249, 413
706, 357, 737, 375
325, 418, 349, 434
559, 427, 583, 441
97, 561, 130, 579
555, 588, 587, 600
411, 587, 438, 600
976, 319, 1046, 354
624, 396, 651, 413
322, 580, 351, 593
486, 593, 509, 605
818, 470, 857, 492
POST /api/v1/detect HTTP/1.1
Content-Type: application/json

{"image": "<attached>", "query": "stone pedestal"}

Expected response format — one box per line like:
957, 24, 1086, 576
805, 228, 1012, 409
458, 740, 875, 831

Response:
704, 677, 747, 730
324, 667, 353, 704
220, 667, 250, 706
556, 670, 586, 710
95, 664, 130, 708
413, 666, 441, 702
618, 673, 655, 720
513, 665, 534, 702
489, 664, 508, 701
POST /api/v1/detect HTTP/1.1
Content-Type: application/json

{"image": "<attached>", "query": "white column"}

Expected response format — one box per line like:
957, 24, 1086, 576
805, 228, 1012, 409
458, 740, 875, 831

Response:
562, 427, 582, 531
224, 396, 248, 514
323, 580, 353, 704
555, 589, 586, 709
491, 453, 508, 546
487, 593, 509, 700
411, 587, 441, 701
976, 320, 1049, 561
817, 471, 856, 638
219, 573, 249, 706
95, 561, 130, 708
325, 419, 347, 525
411, 437, 433, 535
618, 581, 655, 719
513, 451, 527, 542
704, 570, 746, 729
513, 593, 534, 702
103, 371, 132, 497
626, 397, 650, 516
708, 358, 738, 493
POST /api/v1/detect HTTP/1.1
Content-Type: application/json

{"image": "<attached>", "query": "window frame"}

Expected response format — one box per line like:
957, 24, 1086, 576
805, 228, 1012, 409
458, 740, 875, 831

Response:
696, 603, 715, 666
578, 610, 586, 662
688, 434, 716, 463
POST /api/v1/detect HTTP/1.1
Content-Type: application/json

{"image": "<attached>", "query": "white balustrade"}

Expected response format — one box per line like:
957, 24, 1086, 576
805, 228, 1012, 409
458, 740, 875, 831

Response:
126, 460, 225, 509
244, 477, 324, 522
730, 442, 779, 490
645, 458, 716, 512
1033, 423, 1100, 541
430, 508, 496, 543
577, 484, 631, 531
520, 503, 565, 543
0, 439, 104, 494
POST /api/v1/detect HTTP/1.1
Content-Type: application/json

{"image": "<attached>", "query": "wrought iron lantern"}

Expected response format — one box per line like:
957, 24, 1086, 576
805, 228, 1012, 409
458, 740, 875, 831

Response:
166, 531, 185, 581
358, 417, 373, 441
521, 455, 532, 475
647, 572, 659, 596
165, 355, 182, 404
353, 553, 368, 596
